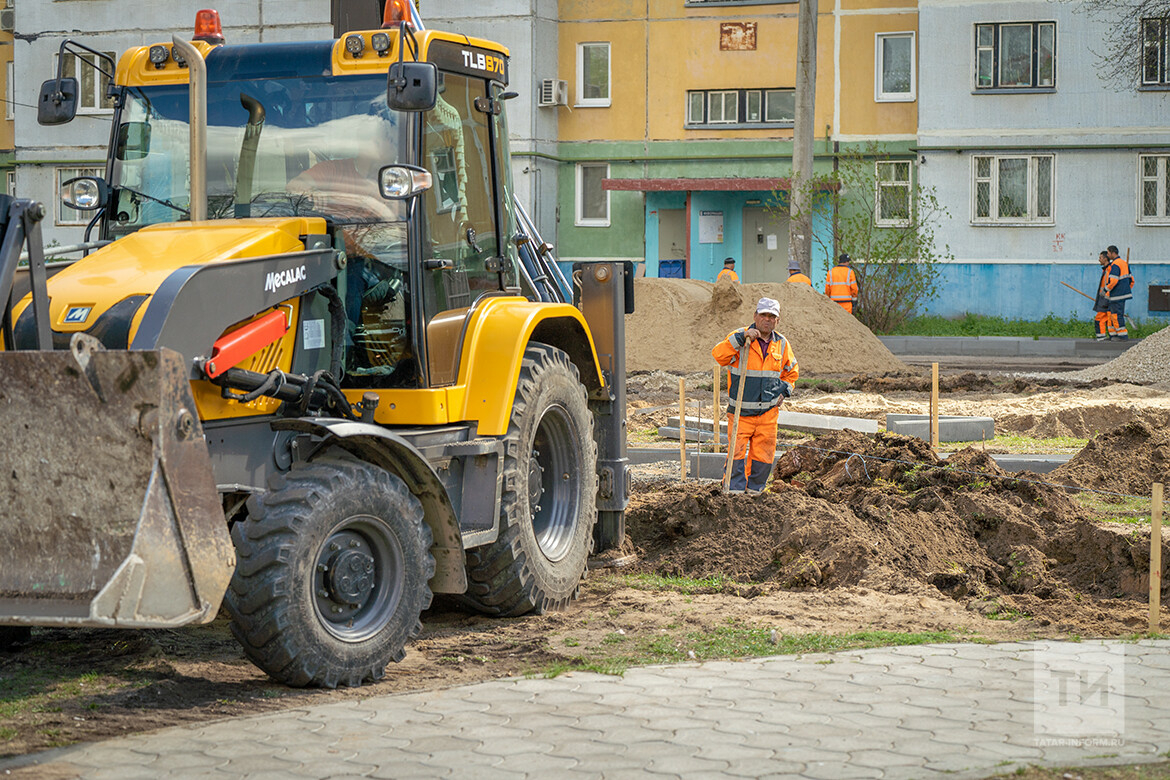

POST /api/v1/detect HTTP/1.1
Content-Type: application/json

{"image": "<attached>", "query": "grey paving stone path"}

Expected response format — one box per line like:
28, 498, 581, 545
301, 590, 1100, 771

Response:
4, 640, 1169, 780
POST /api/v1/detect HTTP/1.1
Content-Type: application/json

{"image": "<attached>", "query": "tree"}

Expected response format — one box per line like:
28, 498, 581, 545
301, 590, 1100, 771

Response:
1062, 0, 1170, 85
787, 0, 818, 277
778, 145, 953, 333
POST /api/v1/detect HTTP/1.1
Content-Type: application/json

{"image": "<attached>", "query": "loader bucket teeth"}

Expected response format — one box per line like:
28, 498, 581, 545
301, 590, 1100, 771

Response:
0, 347, 235, 628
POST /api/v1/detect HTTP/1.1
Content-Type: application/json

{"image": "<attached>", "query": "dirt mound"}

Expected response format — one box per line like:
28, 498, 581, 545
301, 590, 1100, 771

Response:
626, 278, 906, 376
1052, 420, 1170, 496
626, 430, 1165, 621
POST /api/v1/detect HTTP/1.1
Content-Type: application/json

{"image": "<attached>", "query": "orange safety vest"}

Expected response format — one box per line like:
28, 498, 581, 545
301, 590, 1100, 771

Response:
717, 268, 739, 283
825, 265, 858, 312
787, 273, 812, 287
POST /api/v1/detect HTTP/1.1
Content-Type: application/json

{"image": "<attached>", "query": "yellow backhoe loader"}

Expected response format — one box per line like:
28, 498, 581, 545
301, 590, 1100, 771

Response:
0, 6, 630, 688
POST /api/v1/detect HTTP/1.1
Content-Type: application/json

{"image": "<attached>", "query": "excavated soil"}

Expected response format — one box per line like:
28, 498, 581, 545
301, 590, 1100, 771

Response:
1052, 420, 1170, 496
627, 429, 1165, 635
626, 277, 907, 376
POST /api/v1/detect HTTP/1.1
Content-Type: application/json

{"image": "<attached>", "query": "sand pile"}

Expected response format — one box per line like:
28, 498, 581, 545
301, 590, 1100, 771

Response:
626, 278, 907, 376
626, 429, 1164, 632
1052, 420, 1170, 496
1060, 326, 1170, 386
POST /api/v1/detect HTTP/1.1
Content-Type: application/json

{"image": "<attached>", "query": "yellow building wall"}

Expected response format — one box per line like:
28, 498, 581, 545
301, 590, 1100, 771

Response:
837, 9, 917, 138
558, 2, 839, 143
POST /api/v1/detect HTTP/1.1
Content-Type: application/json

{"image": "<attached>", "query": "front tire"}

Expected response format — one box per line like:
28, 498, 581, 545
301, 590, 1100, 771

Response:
462, 343, 598, 616
225, 455, 434, 688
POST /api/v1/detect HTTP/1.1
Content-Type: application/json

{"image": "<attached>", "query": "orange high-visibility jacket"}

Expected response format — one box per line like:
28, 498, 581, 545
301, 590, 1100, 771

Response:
787, 273, 812, 287
825, 265, 858, 310
1103, 257, 1134, 301
712, 329, 799, 416
717, 268, 739, 283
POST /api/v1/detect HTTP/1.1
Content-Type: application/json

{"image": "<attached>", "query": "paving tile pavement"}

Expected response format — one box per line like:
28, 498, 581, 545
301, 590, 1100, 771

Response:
3, 640, 1169, 780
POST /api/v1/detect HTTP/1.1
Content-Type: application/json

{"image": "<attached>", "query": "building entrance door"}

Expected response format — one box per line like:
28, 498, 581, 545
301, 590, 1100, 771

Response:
741, 207, 789, 283
657, 208, 686, 277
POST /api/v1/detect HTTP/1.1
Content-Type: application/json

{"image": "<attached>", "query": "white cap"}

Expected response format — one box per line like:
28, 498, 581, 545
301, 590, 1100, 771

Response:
756, 297, 780, 316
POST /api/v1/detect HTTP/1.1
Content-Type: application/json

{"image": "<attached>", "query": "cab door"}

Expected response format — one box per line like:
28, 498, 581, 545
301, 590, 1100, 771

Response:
418, 71, 503, 386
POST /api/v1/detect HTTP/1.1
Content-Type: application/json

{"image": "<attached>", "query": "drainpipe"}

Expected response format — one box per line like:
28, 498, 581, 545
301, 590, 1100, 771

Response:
172, 36, 207, 222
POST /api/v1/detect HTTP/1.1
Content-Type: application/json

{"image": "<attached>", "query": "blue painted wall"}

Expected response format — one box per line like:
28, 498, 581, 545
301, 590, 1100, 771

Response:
925, 263, 1170, 321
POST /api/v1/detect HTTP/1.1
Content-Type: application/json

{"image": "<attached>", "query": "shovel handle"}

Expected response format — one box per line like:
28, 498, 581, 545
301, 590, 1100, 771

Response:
722, 339, 751, 491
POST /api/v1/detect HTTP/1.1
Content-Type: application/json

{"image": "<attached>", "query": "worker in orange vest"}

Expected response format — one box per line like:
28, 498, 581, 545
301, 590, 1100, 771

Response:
1103, 245, 1134, 340
786, 259, 812, 287
716, 257, 739, 283
711, 297, 800, 492
825, 253, 859, 313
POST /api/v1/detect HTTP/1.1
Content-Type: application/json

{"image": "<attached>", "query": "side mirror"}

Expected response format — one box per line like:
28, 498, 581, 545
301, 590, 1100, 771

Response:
60, 176, 110, 211
38, 78, 79, 126
379, 165, 432, 200
115, 122, 153, 161
387, 62, 437, 112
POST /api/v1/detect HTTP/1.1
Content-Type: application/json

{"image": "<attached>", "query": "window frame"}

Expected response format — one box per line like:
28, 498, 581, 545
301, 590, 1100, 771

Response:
576, 42, 611, 108
575, 162, 610, 228
1142, 18, 1170, 86
973, 21, 1056, 91
707, 90, 738, 124
875, 32, 916, 102
970, 154, 1055, 226
56, 166, 103, 226
1137, 154, 1170, 224
875, 160, 913, 228
684, 87, 795, 128
57, 50, 117, 113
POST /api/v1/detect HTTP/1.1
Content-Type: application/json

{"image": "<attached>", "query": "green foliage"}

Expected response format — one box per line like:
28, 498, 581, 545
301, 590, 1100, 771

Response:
781, 143, 952, 333
890, 312, 1169, 340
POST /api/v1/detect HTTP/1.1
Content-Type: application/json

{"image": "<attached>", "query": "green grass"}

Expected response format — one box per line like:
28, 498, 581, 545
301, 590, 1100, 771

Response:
610, 572, 750, 595
1073, 492, 1153, 523
936, 433, 1089, 454
534, 627, 960, 677
888, 313, 1168, 340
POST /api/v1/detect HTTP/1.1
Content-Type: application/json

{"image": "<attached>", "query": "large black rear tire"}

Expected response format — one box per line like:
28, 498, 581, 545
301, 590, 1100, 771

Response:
225, 455, 434, 688
462, 343, 597, 616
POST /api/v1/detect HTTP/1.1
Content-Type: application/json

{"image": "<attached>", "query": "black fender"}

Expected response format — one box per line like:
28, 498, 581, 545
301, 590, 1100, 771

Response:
271, 417, 467, 594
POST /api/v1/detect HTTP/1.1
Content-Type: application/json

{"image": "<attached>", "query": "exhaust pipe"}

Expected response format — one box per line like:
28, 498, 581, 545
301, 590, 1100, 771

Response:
172, 36, 207, 222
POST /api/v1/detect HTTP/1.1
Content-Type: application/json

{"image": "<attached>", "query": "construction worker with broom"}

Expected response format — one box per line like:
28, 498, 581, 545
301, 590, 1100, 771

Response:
1103, 245, 1134, 340
712, 297, 800, 492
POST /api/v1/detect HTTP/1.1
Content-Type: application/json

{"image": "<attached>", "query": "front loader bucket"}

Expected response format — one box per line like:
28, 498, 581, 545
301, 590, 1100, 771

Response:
0, 342, 235, 628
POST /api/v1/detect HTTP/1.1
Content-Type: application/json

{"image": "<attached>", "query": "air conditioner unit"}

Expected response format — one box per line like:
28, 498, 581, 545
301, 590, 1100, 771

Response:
0, 9, 13, 32
538, 78, 567, 107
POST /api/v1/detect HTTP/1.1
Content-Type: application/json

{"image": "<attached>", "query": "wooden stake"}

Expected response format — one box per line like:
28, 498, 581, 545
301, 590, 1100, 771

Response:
1151, 482, 1163, 634
930, 362, 939, 449
713, 364, 720, 457
723, 342, 751, 491
679, 377, 687, 480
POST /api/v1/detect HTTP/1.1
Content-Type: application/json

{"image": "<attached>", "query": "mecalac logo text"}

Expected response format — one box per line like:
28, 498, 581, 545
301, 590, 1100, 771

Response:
264, 265, 307, 294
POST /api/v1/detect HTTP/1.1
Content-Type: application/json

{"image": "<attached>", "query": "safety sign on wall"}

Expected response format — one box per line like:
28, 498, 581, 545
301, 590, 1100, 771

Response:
699, 211, 724, 244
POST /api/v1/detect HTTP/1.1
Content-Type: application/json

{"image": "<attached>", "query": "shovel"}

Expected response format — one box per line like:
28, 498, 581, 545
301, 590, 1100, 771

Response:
721, 339, 751, 491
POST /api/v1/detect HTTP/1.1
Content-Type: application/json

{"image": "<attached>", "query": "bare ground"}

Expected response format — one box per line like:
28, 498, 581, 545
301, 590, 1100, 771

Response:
2, 376, 1168, 760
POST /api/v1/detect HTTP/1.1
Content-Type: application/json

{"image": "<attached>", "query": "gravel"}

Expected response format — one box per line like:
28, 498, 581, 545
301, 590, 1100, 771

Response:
1054, 327, 1170, 386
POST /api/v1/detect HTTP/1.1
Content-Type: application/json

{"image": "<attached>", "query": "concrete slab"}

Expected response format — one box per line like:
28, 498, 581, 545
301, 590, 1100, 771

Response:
886, 414, 995, 443
664, 413, 878, 439
878, 335, 1137, 359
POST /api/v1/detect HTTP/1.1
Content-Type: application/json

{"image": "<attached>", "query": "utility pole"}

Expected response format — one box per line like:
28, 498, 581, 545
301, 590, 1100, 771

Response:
787, 0, 817, 277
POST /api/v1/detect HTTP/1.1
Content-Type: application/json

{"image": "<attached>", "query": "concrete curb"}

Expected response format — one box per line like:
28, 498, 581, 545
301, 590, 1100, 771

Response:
630, 448, 1073, 475
878, 335, 1138, 358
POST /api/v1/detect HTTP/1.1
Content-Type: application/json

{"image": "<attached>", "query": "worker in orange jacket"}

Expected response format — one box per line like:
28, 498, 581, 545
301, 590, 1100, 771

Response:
716, 257, 739, 283
825, 253, 859, 313
711, 297, 800, 492
786, 259, 812, 287
1103, 245, 1134, 340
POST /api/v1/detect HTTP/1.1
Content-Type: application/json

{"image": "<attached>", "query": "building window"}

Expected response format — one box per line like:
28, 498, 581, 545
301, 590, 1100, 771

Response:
58, 50, 116, 112
875, 33, 915, 101
56, 167, 102, 225
576, 162, 609, 227
974, 22, 1055, 90
576, 43, 610, 107
1143, 18, 1170, 85
685, 88, 794, 127
1138, 154, 1170, 223
876, 161, 912, 227
972, 154, 1054, 224
6, 171, 14, 197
